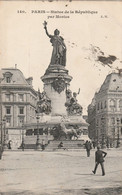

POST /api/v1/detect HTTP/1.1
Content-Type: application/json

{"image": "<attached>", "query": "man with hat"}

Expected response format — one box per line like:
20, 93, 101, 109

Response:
92, 146, 107, 176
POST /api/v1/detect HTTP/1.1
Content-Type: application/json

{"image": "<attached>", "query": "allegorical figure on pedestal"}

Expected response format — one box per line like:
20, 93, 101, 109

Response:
65, 89, 83, 115
36, 90, 51, 115
43, 21, 66, 66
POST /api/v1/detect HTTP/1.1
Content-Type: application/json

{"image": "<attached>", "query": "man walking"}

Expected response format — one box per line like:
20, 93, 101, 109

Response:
92, 146, 107, 176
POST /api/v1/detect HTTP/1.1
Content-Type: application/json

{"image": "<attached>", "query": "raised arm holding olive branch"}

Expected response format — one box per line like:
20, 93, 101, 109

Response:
43, 21, 66, 66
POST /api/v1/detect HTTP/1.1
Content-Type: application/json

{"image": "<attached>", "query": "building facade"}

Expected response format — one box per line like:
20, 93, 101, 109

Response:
0, 68, 37, 149
87, 96, 96, 139
88, 72, 122, 147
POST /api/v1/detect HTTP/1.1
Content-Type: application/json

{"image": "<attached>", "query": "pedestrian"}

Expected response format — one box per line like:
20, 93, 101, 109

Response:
41, 139, 45, 151
58, 142, 64, 149
92, 140, 96, 149
8, 140, 12, 149
85, 140, 92, 157
92, 146, 107, 176
21, 141, 25, 151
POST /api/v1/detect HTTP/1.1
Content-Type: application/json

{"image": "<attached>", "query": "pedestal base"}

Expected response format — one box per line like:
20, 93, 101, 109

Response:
41, 65, 72, 116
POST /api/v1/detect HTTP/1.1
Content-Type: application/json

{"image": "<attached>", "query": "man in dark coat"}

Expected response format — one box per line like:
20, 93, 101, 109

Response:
41, 139, 45, 151
92, 146, 107, 176
21, 141, 25, 151
85, 141, 92, 157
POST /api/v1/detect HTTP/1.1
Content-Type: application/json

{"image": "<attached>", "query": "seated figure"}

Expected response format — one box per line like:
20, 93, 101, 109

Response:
65, 90, 83, 115
36, 91, 51, 115
58, 142, 64, 149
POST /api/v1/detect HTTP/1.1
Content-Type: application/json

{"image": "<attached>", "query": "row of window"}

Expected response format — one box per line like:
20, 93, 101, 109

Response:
5, 117, 24, 127
111, 117, 122, 124
96, 117, 122, 126
3, 72, 37, 102
6, 106, 36, 115
6, 107, 24, 115
6, 94, 24, 102
97, 101, 107, 110
5, 94, 37, 104
97, 99, 122, 111
109, 99, 122, 107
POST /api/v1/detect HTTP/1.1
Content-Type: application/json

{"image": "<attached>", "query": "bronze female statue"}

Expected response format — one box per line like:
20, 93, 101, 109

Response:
43, 21, 66, 66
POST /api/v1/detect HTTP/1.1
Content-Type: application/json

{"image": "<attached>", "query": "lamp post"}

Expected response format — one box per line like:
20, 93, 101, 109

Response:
3, 117, 7, 150
0, 121, 3, 159
116, 118, 120, 148
106, 136, 109, 148
101, 116, 106, 149
111, 121, 115, 148
96, 124, 99, 146
36, 114, 41, 150
0, 77, 4, 158
21, 124, 25, 151
112, 126, 115, 148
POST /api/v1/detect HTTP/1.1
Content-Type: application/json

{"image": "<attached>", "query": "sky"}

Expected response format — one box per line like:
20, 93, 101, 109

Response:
0, 1, 122, 114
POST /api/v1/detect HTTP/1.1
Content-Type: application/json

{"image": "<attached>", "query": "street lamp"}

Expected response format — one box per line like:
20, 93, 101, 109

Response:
21, 124, 25, 151
0, 77, 4, 158
36, 114, 41, 150
106, 136, 109, 148
96, 124, 99, 146
3, 117, 8, 150
116, 118, 120, 148
0, 121, 3, 159
101, 116, 106, 149
0, 120, 4, 154
112, 127, 115, 148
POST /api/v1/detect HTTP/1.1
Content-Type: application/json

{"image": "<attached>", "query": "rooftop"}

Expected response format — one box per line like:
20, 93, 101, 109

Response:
99, 72, 122, 93
0, 68, 33, 87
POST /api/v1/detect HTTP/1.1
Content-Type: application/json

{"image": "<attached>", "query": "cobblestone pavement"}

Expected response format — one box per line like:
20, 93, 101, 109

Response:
0, 148, 122, 195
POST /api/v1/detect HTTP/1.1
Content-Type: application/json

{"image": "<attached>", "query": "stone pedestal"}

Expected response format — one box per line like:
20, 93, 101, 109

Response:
41, 65, 72, 116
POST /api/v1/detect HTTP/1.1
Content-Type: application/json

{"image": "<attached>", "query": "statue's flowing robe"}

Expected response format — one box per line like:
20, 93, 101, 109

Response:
50, 35, 66, 66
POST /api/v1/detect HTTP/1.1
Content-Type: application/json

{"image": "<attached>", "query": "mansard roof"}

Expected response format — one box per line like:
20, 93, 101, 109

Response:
0, 68, 37, 96
99, 72, 122, 93
1, 68, 30, 86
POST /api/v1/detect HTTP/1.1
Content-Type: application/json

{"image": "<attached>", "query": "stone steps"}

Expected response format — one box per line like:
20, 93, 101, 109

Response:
24, 144, 36, 149
46, 140, 85, 150
23, 135, 53, 145
22, 136, 85, 150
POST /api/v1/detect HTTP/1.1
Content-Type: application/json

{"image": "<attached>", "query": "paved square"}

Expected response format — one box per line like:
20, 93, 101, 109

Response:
0, 149, 122, 194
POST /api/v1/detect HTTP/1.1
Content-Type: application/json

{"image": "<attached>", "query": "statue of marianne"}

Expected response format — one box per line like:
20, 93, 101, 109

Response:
43, 21, 66, 66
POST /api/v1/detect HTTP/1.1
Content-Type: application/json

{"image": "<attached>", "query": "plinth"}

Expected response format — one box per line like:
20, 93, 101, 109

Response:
41, 64, 72, 116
